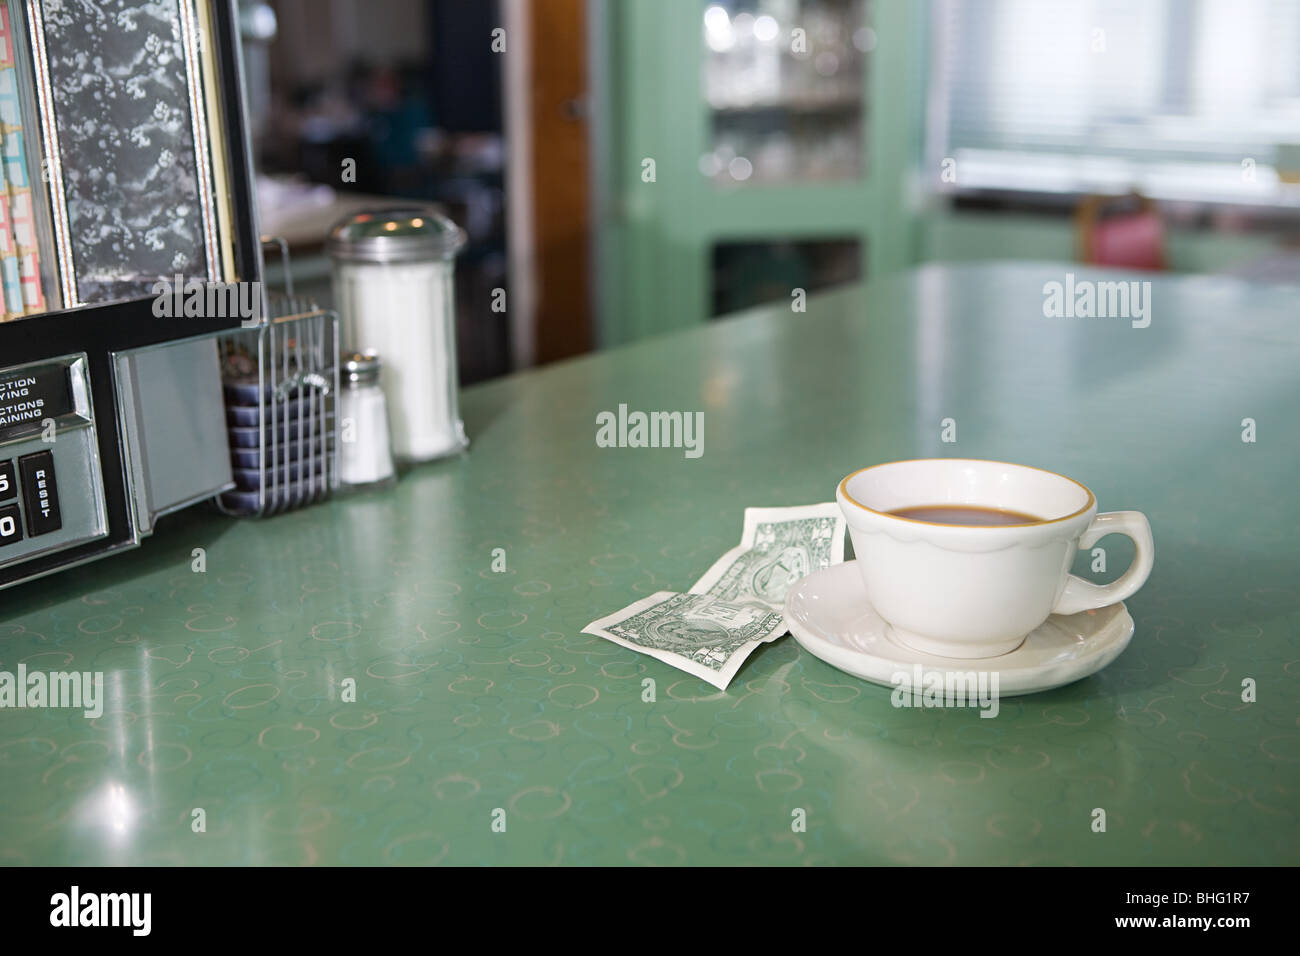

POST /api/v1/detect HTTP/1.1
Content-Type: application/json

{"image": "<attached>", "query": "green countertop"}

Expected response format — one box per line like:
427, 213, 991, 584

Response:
2, 263, 1297, 865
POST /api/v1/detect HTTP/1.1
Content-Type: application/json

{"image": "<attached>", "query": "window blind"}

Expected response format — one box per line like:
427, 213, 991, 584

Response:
928, 0, 1300, 201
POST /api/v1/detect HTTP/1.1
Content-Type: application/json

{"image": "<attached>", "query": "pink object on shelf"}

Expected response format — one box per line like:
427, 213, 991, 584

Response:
1088, 210, 1166, 271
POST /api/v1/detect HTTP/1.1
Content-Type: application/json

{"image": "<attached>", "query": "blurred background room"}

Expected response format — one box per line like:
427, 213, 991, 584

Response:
241, 0, 1300, 381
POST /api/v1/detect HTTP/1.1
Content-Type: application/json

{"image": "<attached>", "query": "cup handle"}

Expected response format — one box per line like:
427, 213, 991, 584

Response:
1052, 511, 1154, 616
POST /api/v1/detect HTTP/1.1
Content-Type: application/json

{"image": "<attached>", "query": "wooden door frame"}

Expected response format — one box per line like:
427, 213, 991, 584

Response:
503, 0, 594, 368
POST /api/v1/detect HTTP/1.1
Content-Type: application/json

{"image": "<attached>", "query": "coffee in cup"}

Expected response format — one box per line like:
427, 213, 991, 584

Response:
837, 459, 1154, 659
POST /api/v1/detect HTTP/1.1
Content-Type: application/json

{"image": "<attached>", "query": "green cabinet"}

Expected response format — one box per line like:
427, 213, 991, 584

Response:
595, 0, 925, 344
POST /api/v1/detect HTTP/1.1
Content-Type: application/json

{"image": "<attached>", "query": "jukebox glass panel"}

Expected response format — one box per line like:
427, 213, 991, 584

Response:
0, 0, 240, 319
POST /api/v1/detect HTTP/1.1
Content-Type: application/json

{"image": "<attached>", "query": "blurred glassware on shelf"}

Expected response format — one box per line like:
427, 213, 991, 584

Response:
702, 0, 871, 186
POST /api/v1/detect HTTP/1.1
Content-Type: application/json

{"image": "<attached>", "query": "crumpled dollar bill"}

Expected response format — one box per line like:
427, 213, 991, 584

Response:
582, 503, 846, 689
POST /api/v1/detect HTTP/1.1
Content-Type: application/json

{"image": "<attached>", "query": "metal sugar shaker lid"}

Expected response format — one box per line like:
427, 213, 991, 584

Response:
327, 207, 466, 264
342, 351, 382, 387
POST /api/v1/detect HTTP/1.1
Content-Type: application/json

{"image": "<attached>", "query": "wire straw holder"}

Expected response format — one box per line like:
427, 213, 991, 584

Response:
213, 238, 340, 516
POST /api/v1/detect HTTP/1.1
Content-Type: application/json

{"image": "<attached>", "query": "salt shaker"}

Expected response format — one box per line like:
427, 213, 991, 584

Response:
338, 352, 396, 489
328, 208, 469, 463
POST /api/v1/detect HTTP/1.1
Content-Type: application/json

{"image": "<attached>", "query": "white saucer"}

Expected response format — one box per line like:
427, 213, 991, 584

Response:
784, 561, 1134, 697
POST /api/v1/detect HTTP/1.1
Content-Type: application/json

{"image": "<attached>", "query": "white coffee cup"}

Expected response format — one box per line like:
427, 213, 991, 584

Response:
837, 459, 1154, 659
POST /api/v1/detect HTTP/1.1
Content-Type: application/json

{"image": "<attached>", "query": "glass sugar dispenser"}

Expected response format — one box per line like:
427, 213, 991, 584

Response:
328, 207, 469, 463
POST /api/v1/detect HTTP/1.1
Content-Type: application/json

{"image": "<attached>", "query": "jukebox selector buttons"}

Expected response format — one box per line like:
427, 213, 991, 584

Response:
0, 504, 21, 545
18, 451, 61, 536
0, 459, 14, 501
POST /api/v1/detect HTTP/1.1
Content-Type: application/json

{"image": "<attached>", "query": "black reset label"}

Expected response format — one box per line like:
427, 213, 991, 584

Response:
0, 362, 74, 437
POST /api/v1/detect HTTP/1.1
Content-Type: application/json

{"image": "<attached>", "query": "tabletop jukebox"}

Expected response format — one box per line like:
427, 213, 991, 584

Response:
0, 0, 262, 591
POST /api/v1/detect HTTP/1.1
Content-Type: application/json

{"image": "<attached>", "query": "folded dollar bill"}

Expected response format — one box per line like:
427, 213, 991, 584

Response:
583, 591, 789, 689
582, 503, 846, 689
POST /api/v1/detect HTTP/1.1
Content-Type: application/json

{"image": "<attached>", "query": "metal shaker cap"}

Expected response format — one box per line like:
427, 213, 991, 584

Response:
342, 352, 382, 386
327, 207, 466, 263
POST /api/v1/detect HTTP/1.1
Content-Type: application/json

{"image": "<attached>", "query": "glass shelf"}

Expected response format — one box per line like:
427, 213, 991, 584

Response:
701, 0, 872, 187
